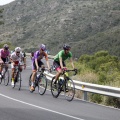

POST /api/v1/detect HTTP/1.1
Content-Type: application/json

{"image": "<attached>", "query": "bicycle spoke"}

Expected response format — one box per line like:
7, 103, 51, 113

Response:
64, 78, 75, 101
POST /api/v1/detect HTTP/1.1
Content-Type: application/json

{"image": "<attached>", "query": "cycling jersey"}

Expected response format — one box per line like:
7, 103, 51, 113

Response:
31, 50, 48, 71
32, 50, 48, 62
54, 50, 72, 62
0, 49, 10, 58
10, 52, 24, 62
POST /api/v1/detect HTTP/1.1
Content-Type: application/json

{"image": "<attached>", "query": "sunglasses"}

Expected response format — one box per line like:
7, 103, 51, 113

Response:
16, 52, 20, 53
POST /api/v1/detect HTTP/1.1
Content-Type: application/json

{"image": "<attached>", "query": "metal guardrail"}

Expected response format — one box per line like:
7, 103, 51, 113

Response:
44, 72, 120, 101
26, 53, 120, 100
26, 53, 54, 59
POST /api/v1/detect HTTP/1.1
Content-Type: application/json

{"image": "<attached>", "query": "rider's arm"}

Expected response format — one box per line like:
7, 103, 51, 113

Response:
44, 52, 50, 69
35, 58, 39, 70
0, 50, 3, 62
59, 57, 64, 69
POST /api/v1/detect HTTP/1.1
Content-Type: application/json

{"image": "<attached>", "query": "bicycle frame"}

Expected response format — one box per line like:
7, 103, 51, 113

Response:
51, 69, 77, 101
29, 68, 48, 95
13, 63, 22, 90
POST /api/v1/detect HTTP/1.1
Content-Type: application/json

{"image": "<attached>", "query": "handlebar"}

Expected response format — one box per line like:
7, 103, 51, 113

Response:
63, 69, 77, 75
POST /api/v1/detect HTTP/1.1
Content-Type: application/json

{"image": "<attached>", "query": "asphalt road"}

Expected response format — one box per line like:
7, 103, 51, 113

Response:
0, 58, 119, 120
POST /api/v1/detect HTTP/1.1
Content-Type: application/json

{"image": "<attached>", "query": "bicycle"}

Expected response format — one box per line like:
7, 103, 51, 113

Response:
0, 58, 10, 86
12, 63, 22, 90
51, 69, 77, 101
29, 68, 48, 95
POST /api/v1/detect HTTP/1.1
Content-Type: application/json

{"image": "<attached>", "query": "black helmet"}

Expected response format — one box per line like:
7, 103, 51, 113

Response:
63, 44, 71, 50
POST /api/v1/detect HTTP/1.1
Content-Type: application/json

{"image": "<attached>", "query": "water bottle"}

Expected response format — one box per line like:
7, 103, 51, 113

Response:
36, 74, 40, 81
59, 78, 63, 85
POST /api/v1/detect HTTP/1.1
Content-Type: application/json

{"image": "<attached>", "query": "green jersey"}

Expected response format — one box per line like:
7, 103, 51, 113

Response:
54, 50, 72, 62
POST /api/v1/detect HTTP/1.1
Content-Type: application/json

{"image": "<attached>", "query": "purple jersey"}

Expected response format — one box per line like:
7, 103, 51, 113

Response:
32, 50, 48, 62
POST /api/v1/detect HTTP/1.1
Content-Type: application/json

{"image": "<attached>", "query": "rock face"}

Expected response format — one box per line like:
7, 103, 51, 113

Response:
0, 0, 120, 57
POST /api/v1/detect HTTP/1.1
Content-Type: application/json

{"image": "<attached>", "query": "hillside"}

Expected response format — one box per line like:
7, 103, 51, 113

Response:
0, 0, 120, 57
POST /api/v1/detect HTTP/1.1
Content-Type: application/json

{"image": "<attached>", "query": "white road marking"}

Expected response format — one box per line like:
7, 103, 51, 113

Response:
0, 93, 84, 120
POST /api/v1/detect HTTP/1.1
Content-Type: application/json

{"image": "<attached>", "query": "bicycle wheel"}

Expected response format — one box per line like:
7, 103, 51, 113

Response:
38, 74, 47, 95
64, 78, 75, 101
29, 73, 32, 88
51, 76, 60, 98
18, 72, 22, 90
0, 76, 2, 84
14, 72, 21, 90
4, 69, 9, 86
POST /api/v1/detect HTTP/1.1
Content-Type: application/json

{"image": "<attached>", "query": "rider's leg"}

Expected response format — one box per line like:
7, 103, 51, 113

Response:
54, 68, 62, 84
11, 68, 15, 86
30, 70, 36, 91
11, 63, 15, 86
0, 64, 3, 73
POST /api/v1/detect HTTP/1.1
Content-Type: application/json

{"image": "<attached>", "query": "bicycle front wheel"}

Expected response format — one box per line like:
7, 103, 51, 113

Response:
4, 69, 9, 86
38, 74, 47, 95
64, 78, 75, 101
14, 72, 21, 90
51, 76, 60, 98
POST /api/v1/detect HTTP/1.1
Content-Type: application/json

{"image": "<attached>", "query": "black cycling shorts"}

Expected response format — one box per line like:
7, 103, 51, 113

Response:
53, 60, 66, 70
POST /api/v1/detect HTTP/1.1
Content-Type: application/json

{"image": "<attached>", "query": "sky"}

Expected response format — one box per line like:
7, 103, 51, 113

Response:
0, 0, 15, 6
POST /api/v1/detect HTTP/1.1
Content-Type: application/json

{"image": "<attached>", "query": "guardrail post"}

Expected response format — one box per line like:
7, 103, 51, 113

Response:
82, 91, 88, 101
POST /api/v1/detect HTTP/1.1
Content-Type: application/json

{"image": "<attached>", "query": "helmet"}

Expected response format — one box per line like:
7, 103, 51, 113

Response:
63, 44, 71, 50
40, 44, 46, 51
3, 44, 9, 50
15, 47, 21, 52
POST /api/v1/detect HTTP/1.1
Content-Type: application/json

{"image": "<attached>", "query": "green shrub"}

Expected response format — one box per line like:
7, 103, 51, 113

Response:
90, 94, 103, 103
105, 97, 120, 108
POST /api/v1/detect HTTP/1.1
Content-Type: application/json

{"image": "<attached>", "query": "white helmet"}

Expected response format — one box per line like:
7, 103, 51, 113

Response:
40, 44, 46, 51
15, 47, 21, 52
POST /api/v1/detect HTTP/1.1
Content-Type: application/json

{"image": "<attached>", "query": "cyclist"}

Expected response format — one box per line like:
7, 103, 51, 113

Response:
30, 44, 50, 91
30, 51, 34, 60
53, 44, 75, 84
0, 44, 10, 78
10, 47, 26, 86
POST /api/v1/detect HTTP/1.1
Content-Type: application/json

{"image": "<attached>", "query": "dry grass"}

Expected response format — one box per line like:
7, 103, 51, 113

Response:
72, 72, 99, 83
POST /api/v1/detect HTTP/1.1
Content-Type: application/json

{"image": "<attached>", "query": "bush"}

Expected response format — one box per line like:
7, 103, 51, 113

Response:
105, 97, 120, 108
90, 94, 103, 104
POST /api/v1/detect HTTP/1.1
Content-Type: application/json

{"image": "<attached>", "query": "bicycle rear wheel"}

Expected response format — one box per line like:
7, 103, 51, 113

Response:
4, 69, 9, 86
64, 78, 75, 101
51, 76, 60, 98
38, 74, 47, 95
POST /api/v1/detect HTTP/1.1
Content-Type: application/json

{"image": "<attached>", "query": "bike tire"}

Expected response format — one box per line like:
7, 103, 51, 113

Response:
51, 76, 60, 98
4, 69, 9, 86
38, 74, 47, 95
29, 73, 32, 88
64, 78, 75, 102
18, 72, 21, 90
0, 77, 2, 84
13, 72, 21, 90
